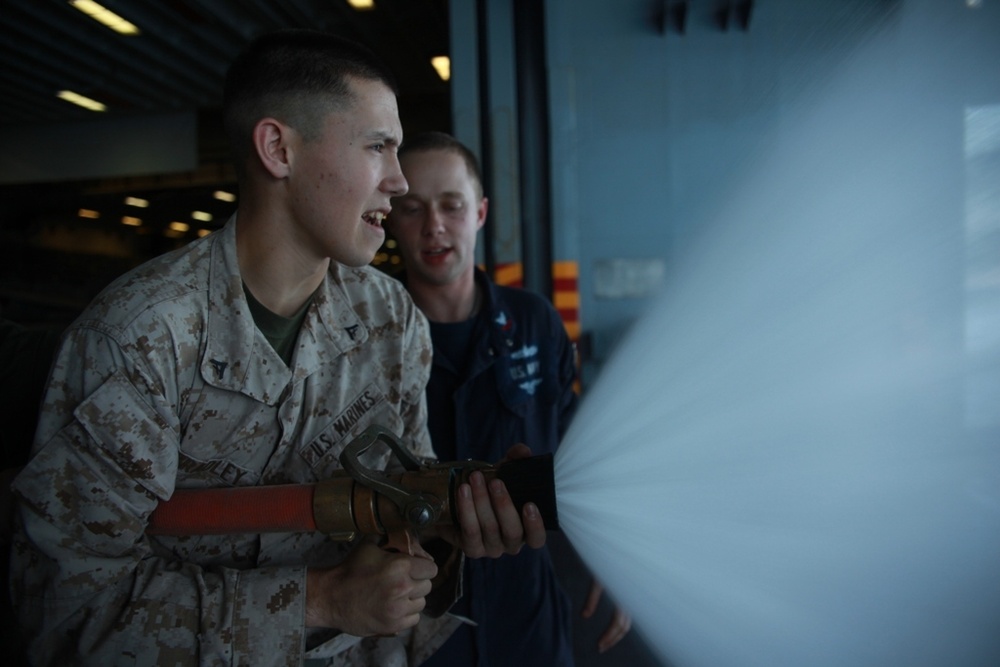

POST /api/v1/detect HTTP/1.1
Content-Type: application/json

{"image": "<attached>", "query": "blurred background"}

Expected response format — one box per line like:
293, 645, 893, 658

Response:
1, 2, 998, 664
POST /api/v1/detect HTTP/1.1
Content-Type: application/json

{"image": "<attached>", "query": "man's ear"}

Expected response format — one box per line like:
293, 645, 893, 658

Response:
476, 197, 489, 231
252, 118, 293, 179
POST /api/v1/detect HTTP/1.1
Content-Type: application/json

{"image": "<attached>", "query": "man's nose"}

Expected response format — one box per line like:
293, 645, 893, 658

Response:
382, 160, 408, 197
422, 207, 445, 236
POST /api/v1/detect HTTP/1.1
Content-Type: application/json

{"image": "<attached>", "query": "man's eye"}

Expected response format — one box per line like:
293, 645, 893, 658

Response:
371, 143, 385, 153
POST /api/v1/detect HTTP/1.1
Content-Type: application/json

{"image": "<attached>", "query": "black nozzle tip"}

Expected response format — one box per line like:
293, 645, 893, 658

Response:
495, 454, 559, 530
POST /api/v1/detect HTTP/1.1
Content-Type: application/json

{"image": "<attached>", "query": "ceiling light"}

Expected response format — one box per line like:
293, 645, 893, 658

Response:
213, 190, 236, 202
197, 229, 212, 238
191, 211, 212, 222
121, 216, 142, 226
57, 90, 106, 112
431, 56, 451, 81
78, 208, 100, 219
169, 222, 190, 233
124, 196, 149, 208
347, 0, 375, 9
69, 0, 140, 35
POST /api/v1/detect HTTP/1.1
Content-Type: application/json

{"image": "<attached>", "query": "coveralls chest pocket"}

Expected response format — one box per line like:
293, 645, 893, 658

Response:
493, 340, 560, 417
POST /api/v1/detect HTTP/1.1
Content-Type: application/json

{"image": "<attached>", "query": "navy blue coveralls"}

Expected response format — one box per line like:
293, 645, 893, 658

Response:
411, 268, 578, 667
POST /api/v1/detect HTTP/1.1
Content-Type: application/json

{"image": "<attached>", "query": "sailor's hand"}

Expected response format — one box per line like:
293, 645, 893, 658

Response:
451, 444, 546, 558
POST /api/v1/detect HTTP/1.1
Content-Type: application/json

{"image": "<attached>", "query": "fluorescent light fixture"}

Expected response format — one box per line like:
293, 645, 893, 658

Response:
197, 229, 212, 238
78, 208, 100, 219
191, 211, 213, 222
431, 56, 451, 81
121, 216, 142, 226
57, 90, 106, 112
69, 0, 140, 35
124, 196, 149, 208
347, 0, 375, 9
169, 222, 190, 233
213, 190, 236, 202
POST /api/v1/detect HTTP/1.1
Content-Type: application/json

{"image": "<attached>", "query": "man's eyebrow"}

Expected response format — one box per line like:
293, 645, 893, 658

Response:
367, 130, 401, 147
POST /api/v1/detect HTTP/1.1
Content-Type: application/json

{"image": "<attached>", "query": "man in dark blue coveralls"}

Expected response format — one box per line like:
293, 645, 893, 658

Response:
387, 131, 631, 666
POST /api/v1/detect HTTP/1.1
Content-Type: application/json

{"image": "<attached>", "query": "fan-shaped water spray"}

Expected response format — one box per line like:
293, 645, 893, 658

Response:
554, 8, 1000, 667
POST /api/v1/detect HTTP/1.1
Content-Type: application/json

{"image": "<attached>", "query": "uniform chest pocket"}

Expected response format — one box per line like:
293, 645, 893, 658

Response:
176, 389, 275, 485
494, 347, 559, 415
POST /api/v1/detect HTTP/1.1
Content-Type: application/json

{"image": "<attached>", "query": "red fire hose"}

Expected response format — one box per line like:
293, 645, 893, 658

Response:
146, 438, 557, 540
148, 483, 318, 535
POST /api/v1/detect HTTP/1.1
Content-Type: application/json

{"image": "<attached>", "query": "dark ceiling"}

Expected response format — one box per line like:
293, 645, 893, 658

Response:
0, 0, 452, 326
0, 0, 451, 127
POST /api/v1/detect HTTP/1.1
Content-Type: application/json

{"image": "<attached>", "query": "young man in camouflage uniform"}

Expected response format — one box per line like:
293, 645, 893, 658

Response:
9, 31, 545, 667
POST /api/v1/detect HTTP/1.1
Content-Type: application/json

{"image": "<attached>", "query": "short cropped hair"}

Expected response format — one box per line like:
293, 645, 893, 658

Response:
399, 131, 485, 199
223, 29, 398, 169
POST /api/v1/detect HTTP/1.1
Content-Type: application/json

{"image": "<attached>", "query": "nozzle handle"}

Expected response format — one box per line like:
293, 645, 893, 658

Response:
339, 425, 440, 529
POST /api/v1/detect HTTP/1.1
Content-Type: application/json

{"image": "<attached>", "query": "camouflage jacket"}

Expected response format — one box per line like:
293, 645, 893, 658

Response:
10, 218, 460, 666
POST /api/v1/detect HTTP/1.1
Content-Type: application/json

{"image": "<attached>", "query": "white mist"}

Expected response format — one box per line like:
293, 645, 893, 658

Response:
555, 6, 1000, 667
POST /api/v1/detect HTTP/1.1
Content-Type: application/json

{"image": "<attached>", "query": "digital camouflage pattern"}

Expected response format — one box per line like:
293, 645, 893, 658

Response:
9, 217, 460, 666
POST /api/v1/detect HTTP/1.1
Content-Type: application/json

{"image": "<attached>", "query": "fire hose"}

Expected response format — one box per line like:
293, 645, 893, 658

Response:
147, 425, 558, 555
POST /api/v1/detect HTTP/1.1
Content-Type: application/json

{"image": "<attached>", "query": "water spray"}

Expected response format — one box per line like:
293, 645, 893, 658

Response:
549, 6, 1000, 667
